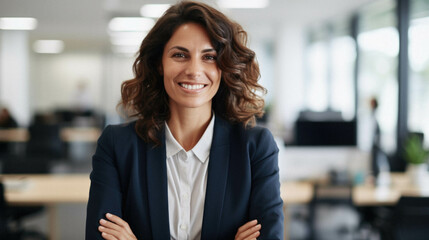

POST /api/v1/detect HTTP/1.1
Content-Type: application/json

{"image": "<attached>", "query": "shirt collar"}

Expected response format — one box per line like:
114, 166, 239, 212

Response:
165, 114, 215, 163
165, 123, 183, 159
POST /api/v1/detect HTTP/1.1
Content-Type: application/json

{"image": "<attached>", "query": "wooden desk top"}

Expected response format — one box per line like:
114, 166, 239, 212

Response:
0, 128, 29, 142
281, 181, 313, 205
1, 174, 90, 205
1, 174, 313, 206
353, 173, 429, 206
0, 127, 101, 143
60, 127, 101, 142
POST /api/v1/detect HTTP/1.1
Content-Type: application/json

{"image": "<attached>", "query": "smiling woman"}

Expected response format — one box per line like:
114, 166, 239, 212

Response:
86, 1, 283, 240
162, 23, 222, 119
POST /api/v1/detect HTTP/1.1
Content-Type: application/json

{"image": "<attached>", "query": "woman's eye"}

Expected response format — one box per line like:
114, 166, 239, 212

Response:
172, 52, 186, 58
204, 55, 217, 61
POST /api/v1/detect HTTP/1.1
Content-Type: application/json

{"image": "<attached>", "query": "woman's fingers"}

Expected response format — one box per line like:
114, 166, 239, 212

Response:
240, 224, 261, 240
101, 232, 118, 240
99, 226, 119, 239
100, 218, 122, 232
237, 219, 258, 234
98, 213, 137, 240
235, 219, 261, 240
105, 213, 135, 236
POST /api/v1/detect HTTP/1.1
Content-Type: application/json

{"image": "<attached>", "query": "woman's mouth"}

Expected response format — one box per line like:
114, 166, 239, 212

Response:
179, 83, 206, 90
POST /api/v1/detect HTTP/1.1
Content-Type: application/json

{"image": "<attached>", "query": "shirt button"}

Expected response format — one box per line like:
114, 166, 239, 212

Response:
180, 224, 188, 230
179, 151, 188, 161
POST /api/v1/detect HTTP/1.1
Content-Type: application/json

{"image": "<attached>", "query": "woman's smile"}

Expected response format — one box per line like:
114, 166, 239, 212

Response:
179, 83, 206, 91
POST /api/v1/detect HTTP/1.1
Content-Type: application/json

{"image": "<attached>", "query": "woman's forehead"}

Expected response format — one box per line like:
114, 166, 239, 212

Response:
164, 23, 214, 51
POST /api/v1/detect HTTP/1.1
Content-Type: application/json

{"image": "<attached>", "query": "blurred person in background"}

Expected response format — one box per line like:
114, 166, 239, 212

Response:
85, 1, 283, 240
0, 106, 18, 156
370, 96, 381, 177
0, 107, 18, 129
71, 80, 94, 115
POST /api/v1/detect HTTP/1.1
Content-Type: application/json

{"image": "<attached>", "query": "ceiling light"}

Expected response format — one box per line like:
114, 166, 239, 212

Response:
108, 17, 155, 32
217, 0, 269, 8
0, 17, 38, 30
140, 4, 171, 18
33, 40, 64, 54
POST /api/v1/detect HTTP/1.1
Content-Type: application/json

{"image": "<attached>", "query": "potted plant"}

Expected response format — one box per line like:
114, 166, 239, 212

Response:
404, 133, 429, 185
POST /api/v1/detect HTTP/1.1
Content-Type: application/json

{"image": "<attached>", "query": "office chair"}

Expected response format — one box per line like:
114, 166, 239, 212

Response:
26, 122, 64, 160
392, 196, 429, 240
308, 181, 358, 240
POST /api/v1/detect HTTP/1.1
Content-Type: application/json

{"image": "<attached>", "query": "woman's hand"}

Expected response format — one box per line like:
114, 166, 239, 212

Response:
98, 213, 137, 240
235, 219, 261, 240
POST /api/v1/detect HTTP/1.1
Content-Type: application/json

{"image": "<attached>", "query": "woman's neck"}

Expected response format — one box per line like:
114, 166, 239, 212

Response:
167, 105, 213, 151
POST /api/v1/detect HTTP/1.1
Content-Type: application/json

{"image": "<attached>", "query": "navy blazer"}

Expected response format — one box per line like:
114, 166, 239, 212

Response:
86, 117, 283, 239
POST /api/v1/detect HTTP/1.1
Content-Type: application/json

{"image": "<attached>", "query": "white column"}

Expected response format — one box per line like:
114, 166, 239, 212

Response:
0, 30, 31, 126
272, 22, 306, 141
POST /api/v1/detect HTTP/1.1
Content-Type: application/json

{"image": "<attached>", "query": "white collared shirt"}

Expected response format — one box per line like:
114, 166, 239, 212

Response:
165, 114, 215, 240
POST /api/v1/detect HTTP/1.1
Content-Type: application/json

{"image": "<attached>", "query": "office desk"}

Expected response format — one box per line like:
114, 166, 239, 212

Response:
60, 127, 101, 142
0, 128, 29, 142
1, 174, 90, 240
353, 173, 429, 206
0, 127, 101, 143
281, 181, 313, 204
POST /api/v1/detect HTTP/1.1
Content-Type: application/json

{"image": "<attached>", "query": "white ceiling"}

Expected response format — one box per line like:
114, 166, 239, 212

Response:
0, 0, 374, 52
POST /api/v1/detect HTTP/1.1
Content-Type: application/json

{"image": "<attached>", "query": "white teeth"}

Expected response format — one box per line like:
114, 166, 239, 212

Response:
180, 83, 204, 90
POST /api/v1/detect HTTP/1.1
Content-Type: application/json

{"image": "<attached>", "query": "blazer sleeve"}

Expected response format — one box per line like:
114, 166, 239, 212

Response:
249, 128, 284, 239
86, 126, 123, 240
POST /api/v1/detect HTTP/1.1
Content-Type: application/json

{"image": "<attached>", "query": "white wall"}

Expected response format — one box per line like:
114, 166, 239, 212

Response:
30, 52, 103, 112
270, 22, 306, 139
0, 31, 31, 126
29, 51, 135, 125
102, 53, 134, 124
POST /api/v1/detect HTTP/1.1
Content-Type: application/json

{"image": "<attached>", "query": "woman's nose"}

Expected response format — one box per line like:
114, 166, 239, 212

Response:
185, 58, 202, 78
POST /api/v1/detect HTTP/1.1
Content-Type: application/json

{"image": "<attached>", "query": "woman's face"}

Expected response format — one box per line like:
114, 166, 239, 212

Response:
161, 22, 221, 112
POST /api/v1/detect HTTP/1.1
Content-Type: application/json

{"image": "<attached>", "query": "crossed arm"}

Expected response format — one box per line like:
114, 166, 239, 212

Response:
98, 213, 262, 240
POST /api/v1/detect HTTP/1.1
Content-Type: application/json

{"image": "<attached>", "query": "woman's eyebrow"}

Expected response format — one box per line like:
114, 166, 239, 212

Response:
168, 46, 216, 53
169, 46, 189, 52
202, 48, 216, 53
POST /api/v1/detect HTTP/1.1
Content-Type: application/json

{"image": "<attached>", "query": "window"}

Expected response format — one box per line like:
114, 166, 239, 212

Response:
306, 20, 356, 119
357, 0, 398, 153
409, 0, 429, 148
306, 29, 329, 111
331, 20, 356, 120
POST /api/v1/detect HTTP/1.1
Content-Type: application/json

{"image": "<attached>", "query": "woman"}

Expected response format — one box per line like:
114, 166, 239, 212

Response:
86, 1, 283, 239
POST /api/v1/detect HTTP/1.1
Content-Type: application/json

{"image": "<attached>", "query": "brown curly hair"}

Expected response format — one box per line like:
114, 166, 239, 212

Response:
120, 1, 266, 145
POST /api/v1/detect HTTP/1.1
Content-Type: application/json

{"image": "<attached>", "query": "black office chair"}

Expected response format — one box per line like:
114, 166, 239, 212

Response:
26, 123, 64, 160
392, 196, 429, 240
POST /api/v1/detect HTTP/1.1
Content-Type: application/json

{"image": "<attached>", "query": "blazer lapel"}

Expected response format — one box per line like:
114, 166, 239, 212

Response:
146, 130, 170, 239
201, 117, 231, 239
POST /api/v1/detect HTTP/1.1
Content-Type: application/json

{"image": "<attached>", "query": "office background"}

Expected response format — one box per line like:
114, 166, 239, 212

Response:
1, 0, 429, 239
